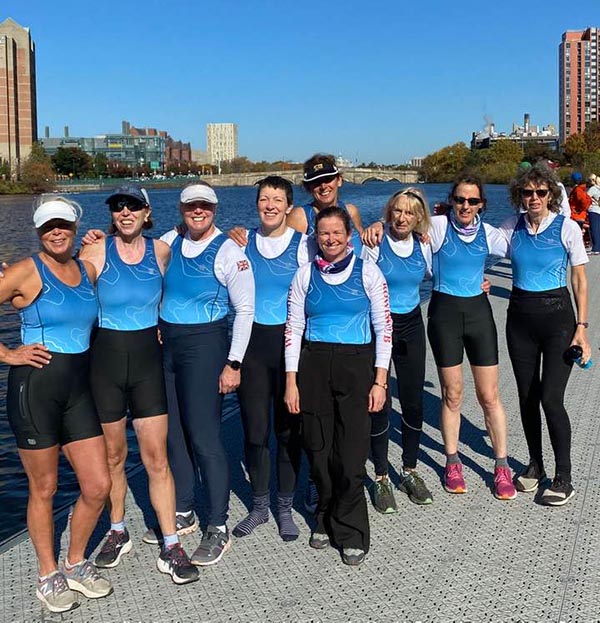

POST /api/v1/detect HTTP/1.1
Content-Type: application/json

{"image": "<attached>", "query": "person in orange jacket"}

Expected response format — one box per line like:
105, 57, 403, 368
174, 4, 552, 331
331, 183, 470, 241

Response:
569, 172, 592, 228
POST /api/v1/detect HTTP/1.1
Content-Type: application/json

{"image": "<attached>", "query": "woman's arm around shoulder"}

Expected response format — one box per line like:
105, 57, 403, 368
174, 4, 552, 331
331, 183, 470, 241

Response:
346, 203, 364, 234
78, 237, 106, 277
153, 239, 171, 274
286, 206, 308, 234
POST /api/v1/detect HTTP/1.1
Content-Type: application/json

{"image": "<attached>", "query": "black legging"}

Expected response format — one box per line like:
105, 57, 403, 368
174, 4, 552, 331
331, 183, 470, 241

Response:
237, 323, 302, 496
506, 287, 576, 481
371, 306, 426, 474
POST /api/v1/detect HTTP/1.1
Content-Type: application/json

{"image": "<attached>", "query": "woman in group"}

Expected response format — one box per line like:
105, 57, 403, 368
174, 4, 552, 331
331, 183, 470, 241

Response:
159, 182, 254, 566
364, 174, 516, 500
586, 173, 600, 254
231, 176, 309, 542
79, 185, 197, 584
0, 197, 112, 613
285, 206, 392, 566
361, 188, 434, 511
501, 163, 590, 505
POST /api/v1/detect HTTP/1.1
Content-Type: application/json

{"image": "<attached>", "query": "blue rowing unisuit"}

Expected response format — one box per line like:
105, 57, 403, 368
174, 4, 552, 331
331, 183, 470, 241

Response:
510, 214, 568, 291
377, 233, 426, 314
20, 255, 98, 354
160, 234, 229, 324
97, 236, 162, 330
305, 258, 371, 344
246, 229, 302, 325
432, 217, 488, 297
302, 201, 363, 256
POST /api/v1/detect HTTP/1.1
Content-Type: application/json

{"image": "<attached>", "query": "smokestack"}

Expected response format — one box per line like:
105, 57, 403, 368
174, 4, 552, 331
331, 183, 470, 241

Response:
524, 113, 530, 133
122, 120, 130, 135
64, 126, 69, 138
44, 126, 49, 138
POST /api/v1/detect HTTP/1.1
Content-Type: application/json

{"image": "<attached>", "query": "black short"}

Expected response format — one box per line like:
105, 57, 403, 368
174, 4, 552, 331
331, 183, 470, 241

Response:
7, 351, 102, 450
427, 291, 498, 368
90, 327, 168, 424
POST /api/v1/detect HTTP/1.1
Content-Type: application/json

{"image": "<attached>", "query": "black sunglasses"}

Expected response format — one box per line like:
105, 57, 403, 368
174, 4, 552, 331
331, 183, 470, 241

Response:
453, 196, 482, 206
521, 189, 549, 199
109, 199, 146, 212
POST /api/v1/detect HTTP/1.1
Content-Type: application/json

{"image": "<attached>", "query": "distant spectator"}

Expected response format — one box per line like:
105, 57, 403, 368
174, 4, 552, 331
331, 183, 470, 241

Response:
586, 174, 600, 254
569, 172, 592, 229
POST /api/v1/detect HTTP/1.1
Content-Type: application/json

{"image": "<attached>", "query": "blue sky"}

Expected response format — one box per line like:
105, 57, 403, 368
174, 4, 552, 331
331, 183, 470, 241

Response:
5, 1, 600, 163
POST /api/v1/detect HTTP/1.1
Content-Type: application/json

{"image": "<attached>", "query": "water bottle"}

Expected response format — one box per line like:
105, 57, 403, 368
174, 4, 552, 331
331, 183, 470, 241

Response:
564, 345, 594, 369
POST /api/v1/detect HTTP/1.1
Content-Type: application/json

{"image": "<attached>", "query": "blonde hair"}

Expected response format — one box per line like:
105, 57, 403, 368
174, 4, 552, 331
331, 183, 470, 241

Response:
383, 187, 430, 234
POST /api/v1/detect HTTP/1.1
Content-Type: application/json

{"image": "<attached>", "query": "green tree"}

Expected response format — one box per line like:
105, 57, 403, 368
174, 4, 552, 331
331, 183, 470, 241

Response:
92, 153, 109, 178
563, 133, 587, 164
420, 142, 470, 182
52, 147, 93, 178
20, 143, 55, 192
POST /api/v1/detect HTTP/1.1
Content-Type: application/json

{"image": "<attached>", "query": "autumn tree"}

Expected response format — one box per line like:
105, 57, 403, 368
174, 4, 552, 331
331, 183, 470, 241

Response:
20, 143, 55, 193
420, 142, 470, 182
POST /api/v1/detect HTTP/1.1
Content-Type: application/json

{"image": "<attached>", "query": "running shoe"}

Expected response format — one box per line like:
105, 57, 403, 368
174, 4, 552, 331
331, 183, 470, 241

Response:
372, 477, 398, 513
493, 466, 517, 500
304, 480, 319, 514
157, 543, 199, 585
514, 461, 546, 493
444, 462, 467, 494
191, 526, 231, 566
142, 511, 198, 545
541, 477, 575, 506
61, 559, 113, 599
94, 529, 133, 568
342, 548, 365, 566
309, 532, 330, 550
399, 470, 433, 505
36, 571, 79, 613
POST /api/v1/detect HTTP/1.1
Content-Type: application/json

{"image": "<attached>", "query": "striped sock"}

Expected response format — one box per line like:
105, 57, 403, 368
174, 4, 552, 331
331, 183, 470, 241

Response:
232, 494, 269, 537
277, 494, 299, 542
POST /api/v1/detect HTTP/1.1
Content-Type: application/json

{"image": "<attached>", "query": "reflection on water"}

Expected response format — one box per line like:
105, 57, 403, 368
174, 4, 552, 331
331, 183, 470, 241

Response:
0, 183, 513, 544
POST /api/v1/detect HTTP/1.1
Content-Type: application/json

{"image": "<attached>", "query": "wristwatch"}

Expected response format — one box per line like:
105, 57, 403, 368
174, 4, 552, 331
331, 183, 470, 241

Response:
226, 359, 241, 370
577, 322, 589, 328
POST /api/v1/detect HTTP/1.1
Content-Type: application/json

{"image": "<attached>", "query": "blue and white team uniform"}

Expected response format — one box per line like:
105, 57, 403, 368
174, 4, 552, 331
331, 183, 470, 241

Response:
159, 228, 254, 527
301, 201, 363, 255
7, 255, 101, 449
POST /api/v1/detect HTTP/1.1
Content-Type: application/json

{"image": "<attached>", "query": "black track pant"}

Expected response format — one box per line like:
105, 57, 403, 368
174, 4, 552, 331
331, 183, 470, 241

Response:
506, 287, 575, 481
371, 306, 426, 473
237, 323, 302, 496
299, 341, 373, 553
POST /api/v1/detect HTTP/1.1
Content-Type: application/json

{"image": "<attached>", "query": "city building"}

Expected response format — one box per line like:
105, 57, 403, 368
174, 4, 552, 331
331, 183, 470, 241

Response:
0, 18, 37, 178
559, 27, 600, 142
471, 113, 559, 151
40, 120, 191, 172
206, 123, 238, 166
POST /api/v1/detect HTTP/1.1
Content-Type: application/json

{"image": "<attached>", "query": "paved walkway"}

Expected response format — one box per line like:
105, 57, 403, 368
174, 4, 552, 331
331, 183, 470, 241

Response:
2, 258, 600, 623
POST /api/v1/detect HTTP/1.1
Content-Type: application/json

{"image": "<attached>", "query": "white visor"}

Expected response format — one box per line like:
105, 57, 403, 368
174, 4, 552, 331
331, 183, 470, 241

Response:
33, 200, 80, 228
180, 185, 218, 205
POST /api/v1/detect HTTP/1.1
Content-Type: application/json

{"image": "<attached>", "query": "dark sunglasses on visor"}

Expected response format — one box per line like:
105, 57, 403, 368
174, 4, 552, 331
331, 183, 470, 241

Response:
521, 189, 549, 199
109, 199, 146, 212
453, 196, 482, 206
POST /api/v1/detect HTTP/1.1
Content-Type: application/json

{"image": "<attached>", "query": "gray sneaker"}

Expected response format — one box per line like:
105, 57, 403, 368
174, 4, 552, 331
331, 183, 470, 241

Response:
399, 470, 433, 505
142, 511, 198, 545
36, 571, 79, 613
515, 461, 546, 493
61, 559, 113, 599
342, 548, 366, 566
191, 525, 231, 566
372, 477, 397, 514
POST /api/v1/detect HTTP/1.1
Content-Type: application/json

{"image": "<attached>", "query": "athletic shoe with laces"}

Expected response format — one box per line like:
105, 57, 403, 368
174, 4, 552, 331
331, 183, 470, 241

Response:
157, 543, 199, 584
342, 548, 365, 566
61, 559, 113, 599
309, 532, 330, 549
372, 477, 398, 513
94, 529, 133, 568
493, 466, 517, 500
514, 461, 546, 493
36, 570, 79, 613
304, 480, 319, 514
444, 462, 467, 494
191, 525, 231, 566
142, 511, 198, 545
399, 470, 433, 505
541, 476, 575, 506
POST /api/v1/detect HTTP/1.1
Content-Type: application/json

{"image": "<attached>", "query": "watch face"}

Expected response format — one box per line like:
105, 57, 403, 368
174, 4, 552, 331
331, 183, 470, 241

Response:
228, 360, 241, 370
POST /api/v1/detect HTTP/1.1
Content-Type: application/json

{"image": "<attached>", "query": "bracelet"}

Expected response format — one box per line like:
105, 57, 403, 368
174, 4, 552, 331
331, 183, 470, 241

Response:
577, 322, 589, 328
373, 381, 388, 390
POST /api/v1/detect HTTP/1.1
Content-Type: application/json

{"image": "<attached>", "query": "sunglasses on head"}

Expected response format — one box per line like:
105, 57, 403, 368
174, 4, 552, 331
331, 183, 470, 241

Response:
453, 196, 482, 206
521, 188, 549, 199
109, 199, 146, 212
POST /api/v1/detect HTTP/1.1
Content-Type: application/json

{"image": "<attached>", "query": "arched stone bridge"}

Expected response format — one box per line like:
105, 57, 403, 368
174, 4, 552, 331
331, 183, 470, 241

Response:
202, 168, 419, 187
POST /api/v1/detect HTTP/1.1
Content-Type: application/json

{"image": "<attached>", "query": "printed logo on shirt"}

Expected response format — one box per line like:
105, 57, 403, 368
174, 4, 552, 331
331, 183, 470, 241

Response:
237, 259, 249, 272
27, 438, 37, 446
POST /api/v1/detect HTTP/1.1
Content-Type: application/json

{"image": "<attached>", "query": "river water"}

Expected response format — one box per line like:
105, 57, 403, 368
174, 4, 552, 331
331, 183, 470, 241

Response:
0, 181, 516, 544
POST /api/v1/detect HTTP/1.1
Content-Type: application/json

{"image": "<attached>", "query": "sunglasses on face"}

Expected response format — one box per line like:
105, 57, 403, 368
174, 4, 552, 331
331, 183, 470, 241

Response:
521, 189, 549, 199
109, 199, 145, 212
453, 196, 482, 206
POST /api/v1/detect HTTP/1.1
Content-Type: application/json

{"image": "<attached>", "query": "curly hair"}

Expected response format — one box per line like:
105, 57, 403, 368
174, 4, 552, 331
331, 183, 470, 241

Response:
509, 162, 562, 213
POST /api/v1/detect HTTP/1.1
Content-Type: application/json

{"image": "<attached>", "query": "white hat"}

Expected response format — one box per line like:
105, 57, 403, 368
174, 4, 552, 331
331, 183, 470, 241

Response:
33, 199, 81, 228
180, 185, 218, 205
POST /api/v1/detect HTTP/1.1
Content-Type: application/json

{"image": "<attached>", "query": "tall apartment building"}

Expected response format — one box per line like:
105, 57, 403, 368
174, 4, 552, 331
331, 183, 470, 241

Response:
559, 27, 600, 142
206, 123, 238, 166
0, 18, 37, 177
